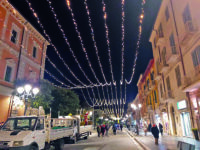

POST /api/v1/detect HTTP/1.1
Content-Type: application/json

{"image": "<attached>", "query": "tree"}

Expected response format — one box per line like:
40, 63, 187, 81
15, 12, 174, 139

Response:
32, 80, 54, 114
51, 88, 80, 118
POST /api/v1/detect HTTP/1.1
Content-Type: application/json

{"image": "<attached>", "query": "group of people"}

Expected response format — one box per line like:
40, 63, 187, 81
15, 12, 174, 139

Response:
97, 124, 110, 137
144, 122, 163, 145
97, 123, 123, 137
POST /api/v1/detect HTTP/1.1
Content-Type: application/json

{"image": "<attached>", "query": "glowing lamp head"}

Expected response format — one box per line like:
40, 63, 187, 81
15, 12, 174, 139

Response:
66, 0, 70, 7
138, 104, 142, 108
33, 87, 39, 95
140, 14, 144, 19
89, 111, 92, 116
24, 84, 32, 93
17, 87, 24, 94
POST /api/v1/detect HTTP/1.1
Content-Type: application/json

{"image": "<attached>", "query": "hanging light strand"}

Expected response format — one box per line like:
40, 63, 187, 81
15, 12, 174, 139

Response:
26, 0, 91, 87
84, 0, 108, 84
120, 0, 125, 85
125, 0, 145, 85
80, 89, 93, 107
47, 0, 99, 85
102, 0, 116, 85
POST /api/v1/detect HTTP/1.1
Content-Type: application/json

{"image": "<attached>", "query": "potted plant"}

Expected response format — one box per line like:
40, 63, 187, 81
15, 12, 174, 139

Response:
192, 128, 199, 140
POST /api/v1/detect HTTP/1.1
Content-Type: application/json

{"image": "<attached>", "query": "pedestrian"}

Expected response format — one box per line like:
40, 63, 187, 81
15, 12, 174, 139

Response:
97, 125, 101, 137
120, 124, 123, 131
144, 123, 148, 136
112, 124, 117, 135
148, 123, 152, 132
135, 124, 139, 135
101, 124, 105, 137
105, 124, 109, 136
159, 123, 163, 136
151, 124, 159, 145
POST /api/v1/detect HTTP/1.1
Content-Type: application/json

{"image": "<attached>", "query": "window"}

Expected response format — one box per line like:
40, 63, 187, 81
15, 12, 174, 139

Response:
165, 7, 169, 21
158, 23, 164, 38
147, 79, 149, 89
175, 66, 181, 87
151, 71, 154, 81
166, 76, 171, 91
33, 47, 37, 58
192, 46, 200, 67
160, 84, 163, 98
4, 66, 12, 82
169, 33, 177, 54
154, 91, 157, 103
183, 4, 194, 31
156, 60, 159, 73
154, 37, 157, 48
162, 47, 167, 65
10, 30, 17, 44
149, 96, 152, 105
36, 119, 44, 130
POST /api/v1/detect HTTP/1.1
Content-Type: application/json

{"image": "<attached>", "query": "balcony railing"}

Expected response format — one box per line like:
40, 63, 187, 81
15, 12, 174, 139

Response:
159, 61, 169, 73
162, 90, 174, 102
156, 33, 165, 46
166, 46, 179, 64
182, 66, 200, 92
181, 20, 198, 46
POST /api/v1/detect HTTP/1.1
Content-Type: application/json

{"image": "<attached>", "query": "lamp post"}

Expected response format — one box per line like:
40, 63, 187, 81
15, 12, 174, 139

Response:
17, 84, 39, 115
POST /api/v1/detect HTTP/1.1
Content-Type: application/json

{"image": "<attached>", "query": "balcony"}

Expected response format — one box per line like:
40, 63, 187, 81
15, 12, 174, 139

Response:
159, 61, 169, 73
166, 47, 179, 64
147, 105, 153, 112
181, 20, 198, 46
162, 90, 174, 102
149, 80, 156, 90
155, 71, 162, 81
144, 87, 150, 96
156, 35, 165, 46
182, 66, 200, 92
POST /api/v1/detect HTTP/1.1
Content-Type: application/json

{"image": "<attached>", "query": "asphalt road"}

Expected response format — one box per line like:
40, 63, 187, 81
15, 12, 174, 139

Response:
64, 130, 143, 150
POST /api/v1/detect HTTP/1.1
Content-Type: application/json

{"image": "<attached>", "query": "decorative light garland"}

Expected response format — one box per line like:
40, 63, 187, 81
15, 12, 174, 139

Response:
125, 0, 145, 84
84, 0, 108, 84
102, 0, 116, 85
120, 0, 125, 85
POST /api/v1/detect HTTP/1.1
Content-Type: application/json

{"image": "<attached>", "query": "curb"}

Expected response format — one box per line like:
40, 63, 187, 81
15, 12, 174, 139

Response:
126, 129, 150, 150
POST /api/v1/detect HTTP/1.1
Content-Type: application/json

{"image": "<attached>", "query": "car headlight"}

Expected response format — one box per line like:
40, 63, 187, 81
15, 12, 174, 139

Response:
13, 141, 23, 147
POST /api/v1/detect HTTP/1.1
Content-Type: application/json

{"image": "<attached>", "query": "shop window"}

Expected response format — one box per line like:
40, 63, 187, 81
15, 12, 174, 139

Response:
175, 66, 181, 87
4, 66, 12, 82
33, 46, 37, 58
165, 6, 169, 21
10, 30, 17, 44
169, 33, 176, 54
191, 46, 200, 67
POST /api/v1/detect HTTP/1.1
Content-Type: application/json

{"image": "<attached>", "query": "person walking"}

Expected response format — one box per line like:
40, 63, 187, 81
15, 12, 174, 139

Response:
148, 123, 152, 132
105, 124, 109, 136
101, 124, 105, 137
97, 125, 101, 137
151, 124, 159, 145
112, 124, 117, 135
120, 124, 123, 131
135, 124, 139, 135
144, 123, 148, 136
159, 123, 163, 136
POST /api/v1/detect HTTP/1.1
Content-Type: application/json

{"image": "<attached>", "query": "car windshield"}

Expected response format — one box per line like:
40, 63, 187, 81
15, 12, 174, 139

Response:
1, 117, 37, 131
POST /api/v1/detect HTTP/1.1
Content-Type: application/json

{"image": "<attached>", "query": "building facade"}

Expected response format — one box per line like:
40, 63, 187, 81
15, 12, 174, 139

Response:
149, 0, 200, 138
137, 59, 160, 126
0, 0, 49, 123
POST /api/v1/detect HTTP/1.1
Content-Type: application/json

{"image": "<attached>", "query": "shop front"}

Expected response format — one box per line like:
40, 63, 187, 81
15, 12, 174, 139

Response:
177, 100, 193, 137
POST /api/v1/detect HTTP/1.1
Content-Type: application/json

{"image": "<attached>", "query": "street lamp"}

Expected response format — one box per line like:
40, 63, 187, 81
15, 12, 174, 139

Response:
17, 84, 40, 115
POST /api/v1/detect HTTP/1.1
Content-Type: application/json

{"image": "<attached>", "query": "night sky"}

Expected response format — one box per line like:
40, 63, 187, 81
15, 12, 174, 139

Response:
9, 0, 161, 113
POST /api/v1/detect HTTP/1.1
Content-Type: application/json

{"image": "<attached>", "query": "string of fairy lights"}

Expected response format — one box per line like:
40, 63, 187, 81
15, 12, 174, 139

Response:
21, 0, 147, 118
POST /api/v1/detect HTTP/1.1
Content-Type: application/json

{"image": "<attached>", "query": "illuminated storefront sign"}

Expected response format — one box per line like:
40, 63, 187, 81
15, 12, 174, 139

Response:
177, 100, 187, 110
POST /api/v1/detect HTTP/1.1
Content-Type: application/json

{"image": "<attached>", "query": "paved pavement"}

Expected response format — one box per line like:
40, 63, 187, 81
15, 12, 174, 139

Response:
64, 130, 143, 150
127, 129, 200, 150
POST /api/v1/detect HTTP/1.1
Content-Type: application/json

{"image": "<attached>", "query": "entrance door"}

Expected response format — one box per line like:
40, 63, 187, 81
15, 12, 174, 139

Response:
180, 112, 192, 137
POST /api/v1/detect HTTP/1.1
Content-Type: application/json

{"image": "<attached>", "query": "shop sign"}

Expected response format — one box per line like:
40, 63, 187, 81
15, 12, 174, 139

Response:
177, 100, 187, 110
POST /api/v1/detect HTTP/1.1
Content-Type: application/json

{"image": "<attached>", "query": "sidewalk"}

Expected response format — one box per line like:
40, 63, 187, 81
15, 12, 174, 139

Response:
127, 129, 200, 150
